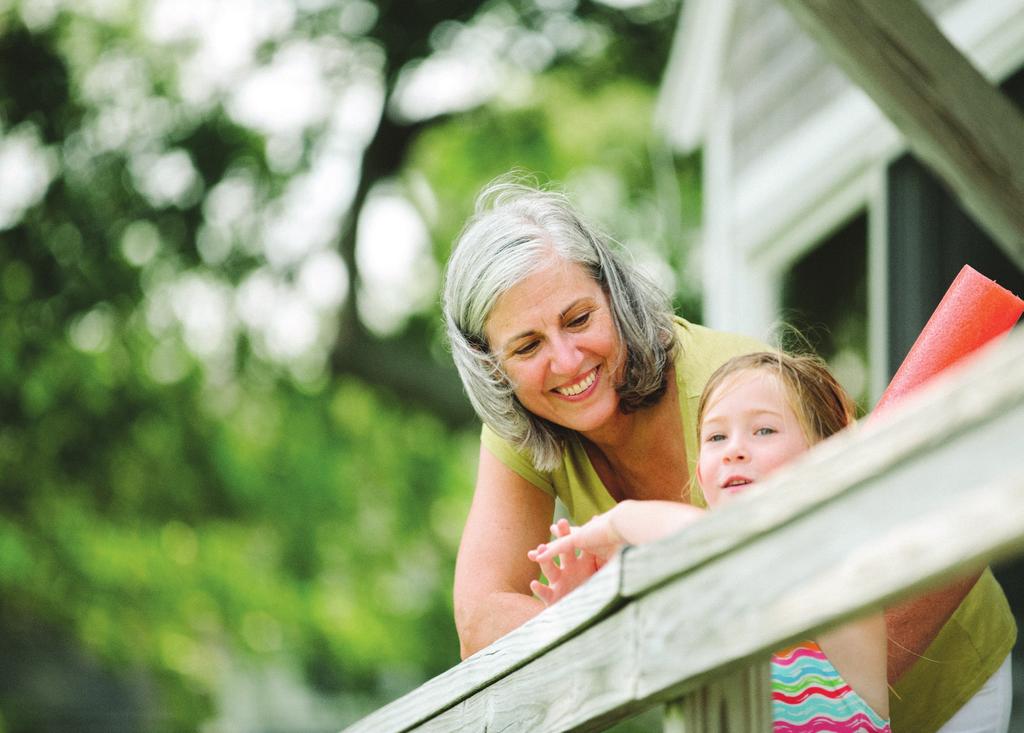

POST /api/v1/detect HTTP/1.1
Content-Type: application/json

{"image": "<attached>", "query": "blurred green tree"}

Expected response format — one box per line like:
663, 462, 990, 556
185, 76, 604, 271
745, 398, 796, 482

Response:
0, 0, 690, 729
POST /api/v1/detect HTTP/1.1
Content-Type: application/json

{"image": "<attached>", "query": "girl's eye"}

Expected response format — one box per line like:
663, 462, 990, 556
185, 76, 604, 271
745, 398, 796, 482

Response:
704, 433, 726, 443
755, 427, 777, 436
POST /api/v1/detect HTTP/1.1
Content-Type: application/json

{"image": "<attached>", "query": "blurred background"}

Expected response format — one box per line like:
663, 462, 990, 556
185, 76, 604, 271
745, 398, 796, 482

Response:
0, 0, 699, 730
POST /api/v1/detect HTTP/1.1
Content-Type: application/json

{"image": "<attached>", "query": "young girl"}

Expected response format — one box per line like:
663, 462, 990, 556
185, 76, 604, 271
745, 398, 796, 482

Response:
528, 351, 891, 732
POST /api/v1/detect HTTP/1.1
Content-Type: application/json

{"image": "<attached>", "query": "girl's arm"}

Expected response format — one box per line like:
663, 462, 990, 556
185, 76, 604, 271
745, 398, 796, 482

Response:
603, 499, 707, 545
532, 500, 706, 562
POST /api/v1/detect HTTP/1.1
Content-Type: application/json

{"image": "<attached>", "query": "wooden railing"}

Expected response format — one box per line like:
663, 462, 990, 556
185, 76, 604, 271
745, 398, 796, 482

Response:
343, 328, 1024, 732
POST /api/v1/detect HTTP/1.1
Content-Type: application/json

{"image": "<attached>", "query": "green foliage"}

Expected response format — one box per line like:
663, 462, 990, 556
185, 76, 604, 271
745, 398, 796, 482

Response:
0, 0, 689, 729
0, 315, 476, 727
410, 69, 656, 246
408, 65, 703, 321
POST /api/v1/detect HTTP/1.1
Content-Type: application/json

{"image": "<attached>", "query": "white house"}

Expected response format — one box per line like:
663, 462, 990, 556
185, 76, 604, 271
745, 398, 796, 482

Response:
655, 0, 1024, 401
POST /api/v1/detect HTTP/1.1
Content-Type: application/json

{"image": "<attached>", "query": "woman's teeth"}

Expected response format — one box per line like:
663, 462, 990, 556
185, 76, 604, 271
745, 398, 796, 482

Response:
556, 370, 596, 396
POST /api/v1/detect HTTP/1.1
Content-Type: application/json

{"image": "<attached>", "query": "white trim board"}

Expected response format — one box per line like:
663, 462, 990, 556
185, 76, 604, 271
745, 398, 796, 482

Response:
736, 89, 898, 271
654, 0, 735, 152
731, 0, 1024, 262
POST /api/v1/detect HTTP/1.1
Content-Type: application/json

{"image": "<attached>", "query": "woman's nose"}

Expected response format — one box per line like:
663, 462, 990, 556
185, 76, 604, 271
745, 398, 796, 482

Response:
548, 334, 583, 375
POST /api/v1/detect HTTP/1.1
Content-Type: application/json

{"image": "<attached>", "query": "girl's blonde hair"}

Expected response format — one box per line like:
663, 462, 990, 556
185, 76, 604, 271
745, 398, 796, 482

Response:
696, 351, 858, 448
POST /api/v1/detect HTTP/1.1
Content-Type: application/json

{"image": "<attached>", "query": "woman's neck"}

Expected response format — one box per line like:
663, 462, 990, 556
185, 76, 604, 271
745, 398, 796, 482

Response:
581, 372, 690, 503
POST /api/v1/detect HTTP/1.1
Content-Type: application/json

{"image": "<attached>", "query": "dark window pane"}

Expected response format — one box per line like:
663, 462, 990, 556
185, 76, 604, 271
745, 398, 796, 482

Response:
780, 214, 869, 410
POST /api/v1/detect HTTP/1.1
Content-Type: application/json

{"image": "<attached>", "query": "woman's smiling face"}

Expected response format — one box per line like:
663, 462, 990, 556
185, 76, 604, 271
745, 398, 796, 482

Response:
484, 256, 624, 437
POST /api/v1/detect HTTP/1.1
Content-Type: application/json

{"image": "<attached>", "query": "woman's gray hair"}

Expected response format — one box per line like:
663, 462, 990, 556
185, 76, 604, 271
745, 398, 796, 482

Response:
442, 178, 678, 471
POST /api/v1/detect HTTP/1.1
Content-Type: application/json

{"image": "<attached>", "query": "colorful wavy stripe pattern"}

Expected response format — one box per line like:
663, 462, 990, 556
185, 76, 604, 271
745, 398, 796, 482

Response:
771, 642, 891, 732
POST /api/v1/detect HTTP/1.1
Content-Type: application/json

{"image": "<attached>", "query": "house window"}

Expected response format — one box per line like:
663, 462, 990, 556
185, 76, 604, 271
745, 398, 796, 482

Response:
779, 213, 869, 411
886, 63, 1024, 376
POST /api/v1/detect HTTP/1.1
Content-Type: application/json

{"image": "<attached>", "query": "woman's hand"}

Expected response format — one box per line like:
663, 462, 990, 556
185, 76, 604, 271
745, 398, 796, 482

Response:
527, 518, 605, 606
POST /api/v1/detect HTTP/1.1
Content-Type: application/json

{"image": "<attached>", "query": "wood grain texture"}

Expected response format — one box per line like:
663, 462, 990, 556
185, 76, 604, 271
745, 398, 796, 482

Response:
777, 0, 1024, 268
342, 553, 625, 733
664, 663, 772, 733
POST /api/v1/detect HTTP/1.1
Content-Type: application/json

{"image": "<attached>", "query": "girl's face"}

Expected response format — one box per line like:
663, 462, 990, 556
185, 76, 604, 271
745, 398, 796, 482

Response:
697, 369, 810, 509
484, 257, 624, 437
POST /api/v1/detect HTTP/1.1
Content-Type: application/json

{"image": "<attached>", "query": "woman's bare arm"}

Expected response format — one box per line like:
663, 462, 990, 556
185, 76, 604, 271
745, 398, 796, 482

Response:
454, 445, 555, 659
817, 613, 890, 719
885, 572, 982, 683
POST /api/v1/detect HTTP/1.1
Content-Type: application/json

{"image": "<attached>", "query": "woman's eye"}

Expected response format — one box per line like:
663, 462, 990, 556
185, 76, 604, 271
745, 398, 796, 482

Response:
513, 341, 539, 356
755, 427, 776, 436
567, 312, 590, 328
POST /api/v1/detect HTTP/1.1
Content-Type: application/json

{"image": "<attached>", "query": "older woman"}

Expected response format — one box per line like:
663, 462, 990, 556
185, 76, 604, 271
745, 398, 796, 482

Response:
441, 179, 1015, 733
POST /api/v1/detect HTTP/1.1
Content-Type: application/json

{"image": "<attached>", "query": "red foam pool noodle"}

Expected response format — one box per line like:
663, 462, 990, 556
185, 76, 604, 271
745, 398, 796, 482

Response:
873, 265, 1023, 417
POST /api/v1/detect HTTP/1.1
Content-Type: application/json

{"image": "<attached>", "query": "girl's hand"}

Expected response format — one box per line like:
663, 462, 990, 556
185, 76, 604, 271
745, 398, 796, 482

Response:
533, 511, 627, 565
527, 518, 602, 606
526, 501, 707, 607
527, 514, 627, 606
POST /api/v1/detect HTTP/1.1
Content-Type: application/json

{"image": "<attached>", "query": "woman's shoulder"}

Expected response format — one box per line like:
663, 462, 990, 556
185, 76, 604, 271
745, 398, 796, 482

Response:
672, 317, 768, 394
672, 316, 766, 352
480, 423, 558, 497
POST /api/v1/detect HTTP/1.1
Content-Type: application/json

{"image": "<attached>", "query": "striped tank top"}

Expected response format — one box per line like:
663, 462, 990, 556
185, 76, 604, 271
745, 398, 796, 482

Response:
772, 641, 891, 732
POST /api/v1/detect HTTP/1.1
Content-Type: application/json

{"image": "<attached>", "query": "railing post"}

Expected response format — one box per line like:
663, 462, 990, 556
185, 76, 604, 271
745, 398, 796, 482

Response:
663, 660, 772, 732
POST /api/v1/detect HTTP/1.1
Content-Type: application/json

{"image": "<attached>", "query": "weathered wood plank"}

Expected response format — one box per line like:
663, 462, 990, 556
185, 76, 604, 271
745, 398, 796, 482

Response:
342, 553, 625, 733
401, 471, 1024, 732
413, 604, 647, 733
341, 330, 1024, 733
664, 662, 772, 733
630, 462, 1024, 700
777, 0, 1024, 269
